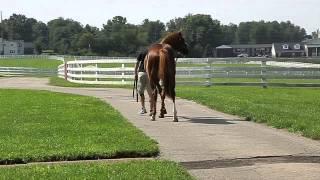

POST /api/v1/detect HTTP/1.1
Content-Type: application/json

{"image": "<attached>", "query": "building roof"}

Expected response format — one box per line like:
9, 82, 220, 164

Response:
273, 42, 305, 53
24, 42, 34, 48
216, 45, 232, 49
304, 38, 320, 45
216, 44, 272, 49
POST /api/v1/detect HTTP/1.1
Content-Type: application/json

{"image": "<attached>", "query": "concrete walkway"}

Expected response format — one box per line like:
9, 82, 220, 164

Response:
1, 77, 320, 180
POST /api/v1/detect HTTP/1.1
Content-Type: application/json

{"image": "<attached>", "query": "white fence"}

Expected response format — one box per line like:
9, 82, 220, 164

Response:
0, 67, 57, 76
58, 58, 212, 85
0, 55, 63, 76
58, 57, 320, 87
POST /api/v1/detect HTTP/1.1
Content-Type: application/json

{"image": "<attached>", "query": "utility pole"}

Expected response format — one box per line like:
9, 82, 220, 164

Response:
1, 10, 4, 55
0, 11, 3, 38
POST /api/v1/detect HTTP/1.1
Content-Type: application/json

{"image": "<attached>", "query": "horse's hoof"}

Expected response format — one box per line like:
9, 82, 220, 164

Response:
173, 117, 178, 122
150, 116, 156, 121
159, 114, 164, 118
163, 109, 167, 114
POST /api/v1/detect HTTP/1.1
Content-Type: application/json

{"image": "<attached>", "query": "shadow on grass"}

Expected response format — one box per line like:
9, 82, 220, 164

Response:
0, 151, 159, 165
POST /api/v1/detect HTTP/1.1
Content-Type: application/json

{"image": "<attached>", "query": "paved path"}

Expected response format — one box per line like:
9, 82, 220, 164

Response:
1, 77, 320, 180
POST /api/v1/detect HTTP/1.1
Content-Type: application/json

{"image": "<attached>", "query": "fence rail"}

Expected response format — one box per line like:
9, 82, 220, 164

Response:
0, 67, 57, 76
0, 55, 63, 76
58, 57, 320, 87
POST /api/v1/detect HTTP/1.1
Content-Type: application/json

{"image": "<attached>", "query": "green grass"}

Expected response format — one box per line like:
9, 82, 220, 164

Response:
0, 58, 62, 69
0, 160, 193, 180
0, 89, 158, 164
177, 86, 320, 139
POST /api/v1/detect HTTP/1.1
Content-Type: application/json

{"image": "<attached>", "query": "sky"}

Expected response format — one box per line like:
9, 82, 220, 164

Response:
1, 0, 319, 34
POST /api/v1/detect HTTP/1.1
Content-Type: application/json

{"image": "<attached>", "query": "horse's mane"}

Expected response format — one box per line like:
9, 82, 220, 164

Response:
160, 32, 180, 45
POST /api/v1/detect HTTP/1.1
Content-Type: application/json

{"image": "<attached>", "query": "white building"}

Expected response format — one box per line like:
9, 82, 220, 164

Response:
0, 38, 24, 55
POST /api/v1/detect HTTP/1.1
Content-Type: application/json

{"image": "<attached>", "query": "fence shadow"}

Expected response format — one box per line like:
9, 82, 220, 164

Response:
179, 116, 237, 125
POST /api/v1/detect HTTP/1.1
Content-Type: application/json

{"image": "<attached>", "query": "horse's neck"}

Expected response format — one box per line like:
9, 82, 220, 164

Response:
161, 40, 178, 55
160, 39, 174, 47
160, 43, 178, 60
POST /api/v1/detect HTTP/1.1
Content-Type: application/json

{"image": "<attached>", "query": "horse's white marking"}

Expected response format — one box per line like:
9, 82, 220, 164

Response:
173, 102, 178, 122
159, 79, 164, 88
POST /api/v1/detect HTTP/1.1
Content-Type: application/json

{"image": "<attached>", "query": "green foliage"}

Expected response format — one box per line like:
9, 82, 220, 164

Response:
0, 89, 158, 163
0, 160, 194, 180
177, 86, 320, 139
0, 13, 308, 57
47, 18, 83, 54
237, 21, 306, 44
168, 14, 223, 57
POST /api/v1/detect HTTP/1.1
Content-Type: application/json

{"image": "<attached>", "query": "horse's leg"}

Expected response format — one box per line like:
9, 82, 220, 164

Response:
172, 96, 178, 122
158, 81, 167, 118
151, 88, 158, 121
160, 80, 167, 115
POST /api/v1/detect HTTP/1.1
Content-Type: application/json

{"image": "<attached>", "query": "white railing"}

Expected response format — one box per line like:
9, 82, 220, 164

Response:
0, 55, 65, 62
0, 67, 57, 76
59, 58, 212, 85
0, 55, 50, 59
59, 57, 320, 87
0, 55, 63, 76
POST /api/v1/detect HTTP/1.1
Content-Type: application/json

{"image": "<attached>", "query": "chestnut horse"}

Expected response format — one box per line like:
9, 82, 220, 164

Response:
145, 32, 188, 122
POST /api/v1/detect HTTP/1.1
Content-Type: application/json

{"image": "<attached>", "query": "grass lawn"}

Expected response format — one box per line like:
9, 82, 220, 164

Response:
0, 160, 193, 179
0, 58, 62, 69
177, 86, 320, 139
0, 89, 158, 164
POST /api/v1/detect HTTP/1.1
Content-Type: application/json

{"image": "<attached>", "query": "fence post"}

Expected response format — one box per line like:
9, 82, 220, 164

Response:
261, 59, 268, 88
64, 62, 68, 80
205, 58, 212, 87
80, 64, 83, 81
121, 63, 125, 84
95, 63, 98, 81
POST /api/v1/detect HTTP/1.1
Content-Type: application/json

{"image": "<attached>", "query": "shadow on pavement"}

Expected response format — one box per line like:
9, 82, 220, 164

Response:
180, 116, 237, 125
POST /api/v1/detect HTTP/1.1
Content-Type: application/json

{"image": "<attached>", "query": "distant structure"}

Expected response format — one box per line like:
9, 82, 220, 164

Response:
271, 43, 306, 58
313, 29, 320, 39
0, 11, 33, 55
304, 38, 320, 57
216, 39, 320, 58
0, 38, 25, 55
215, 44, 272, 57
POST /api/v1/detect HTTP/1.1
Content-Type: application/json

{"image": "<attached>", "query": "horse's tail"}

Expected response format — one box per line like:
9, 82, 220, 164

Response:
159, 49, 175, 100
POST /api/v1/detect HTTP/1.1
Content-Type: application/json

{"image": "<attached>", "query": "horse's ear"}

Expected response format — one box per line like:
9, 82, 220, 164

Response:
178, 31, 182, 36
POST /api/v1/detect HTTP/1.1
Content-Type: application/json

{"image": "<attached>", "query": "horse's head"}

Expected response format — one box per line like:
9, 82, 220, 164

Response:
161, 32, 188, 55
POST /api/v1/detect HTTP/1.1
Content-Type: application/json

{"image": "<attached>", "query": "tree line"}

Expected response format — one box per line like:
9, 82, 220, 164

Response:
0, 13, 313, 57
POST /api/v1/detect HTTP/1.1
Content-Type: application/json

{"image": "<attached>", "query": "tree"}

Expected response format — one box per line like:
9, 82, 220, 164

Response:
101, 16, 140, 56
3, 14, 37, 41
32, 21, 49, 53
0, 13, 310, 57
221, 23, 237, 44
167, 14, 223, 57
140, 19, 165, 44
47, 18, 83, 54
312, 30, 319, 39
